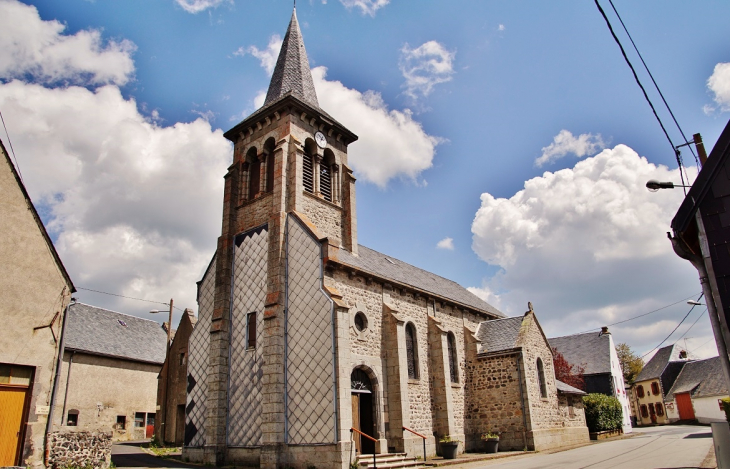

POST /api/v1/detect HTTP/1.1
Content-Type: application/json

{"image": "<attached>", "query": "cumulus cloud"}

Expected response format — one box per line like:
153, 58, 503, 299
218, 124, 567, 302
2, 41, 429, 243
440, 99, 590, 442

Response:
234, 35, 283, 76
0, 0, 135, 86
339, 0, 389, 16
471, 144, 703, 356
312, 66, 441, 187
535, 129, 606, 167
399, 41, 455, 102
707, 62, 730, 112
175, 0, 231, 14
436, 237, 454, 250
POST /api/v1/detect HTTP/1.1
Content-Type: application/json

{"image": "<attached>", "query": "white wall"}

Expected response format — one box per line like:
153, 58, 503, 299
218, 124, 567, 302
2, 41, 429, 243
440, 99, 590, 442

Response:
608, 335, 633, 433
693, 395, 728, 424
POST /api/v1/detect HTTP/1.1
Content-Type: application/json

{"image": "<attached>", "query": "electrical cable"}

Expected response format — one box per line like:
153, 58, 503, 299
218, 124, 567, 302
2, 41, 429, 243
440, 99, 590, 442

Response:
674, 308, 707, 343
77, 286, 185, 312
607, 0, 699, 170
594, 0, 687, 192
0, 110, 23, 183
641, 293, 703, 359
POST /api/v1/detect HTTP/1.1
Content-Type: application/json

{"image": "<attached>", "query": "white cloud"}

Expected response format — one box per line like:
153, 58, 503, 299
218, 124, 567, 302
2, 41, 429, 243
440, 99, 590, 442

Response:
471, 144, 703, 356
175, 0, 231, 14
339, 0, 389, 16
0, 0, 135, 86
535, 129, 606, 167
312, 66, 441, 187
497, 24, 506, 31
234, 35, 283, 76
436, 237, 454, 250
399, 41, 455, 102
707, 62, 730, 112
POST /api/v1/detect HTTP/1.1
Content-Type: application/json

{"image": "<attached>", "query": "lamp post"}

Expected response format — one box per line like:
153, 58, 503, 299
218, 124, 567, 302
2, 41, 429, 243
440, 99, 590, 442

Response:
150, 298, 173, 444
151, 298, 174, 348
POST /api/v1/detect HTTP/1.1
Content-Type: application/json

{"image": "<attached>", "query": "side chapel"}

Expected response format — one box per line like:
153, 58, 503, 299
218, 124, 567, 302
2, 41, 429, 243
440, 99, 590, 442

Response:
184, 9, 588, 468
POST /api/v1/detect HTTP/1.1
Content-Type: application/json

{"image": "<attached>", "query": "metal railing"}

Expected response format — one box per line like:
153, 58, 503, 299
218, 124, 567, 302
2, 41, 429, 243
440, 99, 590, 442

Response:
402, 426, 427, 462
351, 427, 378, 469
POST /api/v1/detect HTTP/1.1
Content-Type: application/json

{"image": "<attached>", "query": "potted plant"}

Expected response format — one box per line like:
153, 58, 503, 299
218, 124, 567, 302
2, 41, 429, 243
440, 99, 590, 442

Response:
439, 435, 460, 459
480, 432, 499, 453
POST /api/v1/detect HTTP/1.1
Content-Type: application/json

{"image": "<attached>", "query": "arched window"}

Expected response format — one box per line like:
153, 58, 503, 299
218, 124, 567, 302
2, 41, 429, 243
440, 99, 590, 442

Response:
636, 385, 645, 398
405, 323, 418, 379
302, 140, 315, 194
321, 149, 335, 202
447, 332, 458, 383
651, 382, 660, 395
537, 357, 547, 398
264, 138, 275, 193
246, 147, 260, 200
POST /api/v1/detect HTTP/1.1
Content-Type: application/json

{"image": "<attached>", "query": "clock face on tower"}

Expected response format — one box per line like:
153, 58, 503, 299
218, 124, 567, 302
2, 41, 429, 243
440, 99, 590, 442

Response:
314, 131, 327, 149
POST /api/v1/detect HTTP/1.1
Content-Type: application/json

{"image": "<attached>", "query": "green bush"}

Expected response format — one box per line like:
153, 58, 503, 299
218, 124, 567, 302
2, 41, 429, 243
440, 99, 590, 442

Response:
721, 397, 730, 422
582, 393, 622, 433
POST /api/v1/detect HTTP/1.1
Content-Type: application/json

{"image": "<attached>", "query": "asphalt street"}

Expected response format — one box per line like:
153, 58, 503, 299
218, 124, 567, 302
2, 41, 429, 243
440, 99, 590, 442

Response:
111, 441, 199, 469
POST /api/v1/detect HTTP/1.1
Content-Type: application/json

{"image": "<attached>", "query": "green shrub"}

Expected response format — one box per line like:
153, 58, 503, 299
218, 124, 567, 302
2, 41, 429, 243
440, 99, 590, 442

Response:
721, 397, 730, 422
582, 393, 622, 433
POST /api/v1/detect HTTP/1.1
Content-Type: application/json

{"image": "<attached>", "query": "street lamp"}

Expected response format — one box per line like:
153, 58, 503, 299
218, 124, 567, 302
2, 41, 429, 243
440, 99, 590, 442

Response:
687, 301, 704, 306
646, 180, 692, 192
150, 298, 173, 349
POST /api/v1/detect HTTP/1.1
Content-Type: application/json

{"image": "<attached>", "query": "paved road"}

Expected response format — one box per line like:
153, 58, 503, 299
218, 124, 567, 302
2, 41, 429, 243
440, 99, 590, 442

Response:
466, 424, 714, 469
111, 441, 200, 468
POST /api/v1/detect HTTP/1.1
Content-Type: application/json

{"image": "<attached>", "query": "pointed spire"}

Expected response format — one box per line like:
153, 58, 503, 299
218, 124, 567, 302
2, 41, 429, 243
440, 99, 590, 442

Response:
264, 9, 319, 109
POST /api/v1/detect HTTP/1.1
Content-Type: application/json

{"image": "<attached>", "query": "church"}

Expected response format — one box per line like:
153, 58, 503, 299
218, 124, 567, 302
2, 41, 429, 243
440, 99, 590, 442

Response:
183, 9, 589, 468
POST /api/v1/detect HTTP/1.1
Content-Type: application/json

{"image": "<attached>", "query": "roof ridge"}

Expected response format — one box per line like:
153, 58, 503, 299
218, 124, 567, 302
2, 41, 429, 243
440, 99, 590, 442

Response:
358, 244, 468, 287
549, 331, 602, 340
72, 302, 162, 324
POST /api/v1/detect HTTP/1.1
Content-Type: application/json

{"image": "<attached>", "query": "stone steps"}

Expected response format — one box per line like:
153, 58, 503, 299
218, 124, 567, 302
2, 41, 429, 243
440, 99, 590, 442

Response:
355, 453, 422, 469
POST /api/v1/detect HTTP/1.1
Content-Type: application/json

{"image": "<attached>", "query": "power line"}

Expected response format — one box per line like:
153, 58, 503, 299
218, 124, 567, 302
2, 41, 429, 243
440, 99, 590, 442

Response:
674, 308, 707, 343
594, 0, 687, 191
0, 110, 23, 183
641, 293, 703, 359
77, 286, 185, 312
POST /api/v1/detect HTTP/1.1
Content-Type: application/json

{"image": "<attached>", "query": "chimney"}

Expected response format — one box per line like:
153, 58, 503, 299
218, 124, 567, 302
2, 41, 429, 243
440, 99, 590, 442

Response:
600, 326, 610, 335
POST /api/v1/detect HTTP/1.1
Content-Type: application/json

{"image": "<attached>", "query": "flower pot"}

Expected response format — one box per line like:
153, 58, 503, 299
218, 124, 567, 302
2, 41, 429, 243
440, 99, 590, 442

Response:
484, 438, 499, 453
440, 441, 459, 459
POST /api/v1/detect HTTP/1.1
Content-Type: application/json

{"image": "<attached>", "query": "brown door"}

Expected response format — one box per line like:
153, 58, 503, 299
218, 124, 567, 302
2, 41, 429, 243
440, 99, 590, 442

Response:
352, 394, 361, 453
676, 393, 695, 420
0, 387, 27, 466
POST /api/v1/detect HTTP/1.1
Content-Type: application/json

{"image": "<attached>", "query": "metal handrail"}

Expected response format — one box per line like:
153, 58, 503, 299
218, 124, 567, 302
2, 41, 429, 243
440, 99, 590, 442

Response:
351, 428, 377, 469
402, 426, 427, 462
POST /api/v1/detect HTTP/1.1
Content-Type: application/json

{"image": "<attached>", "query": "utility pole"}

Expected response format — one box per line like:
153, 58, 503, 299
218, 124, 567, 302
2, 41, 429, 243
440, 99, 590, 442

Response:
167, 298, 173, 348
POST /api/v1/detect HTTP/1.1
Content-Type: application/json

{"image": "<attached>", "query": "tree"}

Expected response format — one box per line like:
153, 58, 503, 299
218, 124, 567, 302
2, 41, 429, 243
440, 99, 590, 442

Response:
552, 347, 585, 391
615, 342, 643, 385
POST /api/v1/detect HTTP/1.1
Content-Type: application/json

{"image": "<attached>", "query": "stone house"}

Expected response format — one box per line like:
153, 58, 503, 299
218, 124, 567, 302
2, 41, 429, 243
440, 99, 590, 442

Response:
632, 344, 688, 425
52, 302, 167, 441
0, 138, 75, 467
183, 9, 587, 469
549, 327, 632, 433
665, 356, 729, 423
155, 308, 197, 445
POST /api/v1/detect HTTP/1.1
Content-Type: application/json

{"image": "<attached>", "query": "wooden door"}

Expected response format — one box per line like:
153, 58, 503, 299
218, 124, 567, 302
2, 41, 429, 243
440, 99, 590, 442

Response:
0, 387, 27, 466
676, 393, 695, 420
352, 394, 361, 453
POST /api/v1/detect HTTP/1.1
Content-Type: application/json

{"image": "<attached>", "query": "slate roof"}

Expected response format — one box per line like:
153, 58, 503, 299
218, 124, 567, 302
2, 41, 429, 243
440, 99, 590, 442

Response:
337, 245, 504, 318
64, 303, 167, 365
474, 316, 524, 354
556, 380, 587, 395
264, 9, 319, 109
634, 344, 685, 383
666, 356, 728, 400
548, 331, 612, 376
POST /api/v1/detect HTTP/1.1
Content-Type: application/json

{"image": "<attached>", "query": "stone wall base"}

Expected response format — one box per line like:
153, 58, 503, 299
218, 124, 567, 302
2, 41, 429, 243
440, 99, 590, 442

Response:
530, 426, 590, 451
49, 431, 112, 469
181, 446, 205, 463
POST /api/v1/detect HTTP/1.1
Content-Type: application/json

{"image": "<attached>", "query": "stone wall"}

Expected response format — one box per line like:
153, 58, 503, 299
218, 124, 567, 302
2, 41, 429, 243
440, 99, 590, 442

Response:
49, 431, 112, 469
301, 192, 343, 244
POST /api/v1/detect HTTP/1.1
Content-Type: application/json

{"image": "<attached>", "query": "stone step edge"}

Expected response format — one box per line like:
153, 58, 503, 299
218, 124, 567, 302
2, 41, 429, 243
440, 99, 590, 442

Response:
357, 458, 417, 466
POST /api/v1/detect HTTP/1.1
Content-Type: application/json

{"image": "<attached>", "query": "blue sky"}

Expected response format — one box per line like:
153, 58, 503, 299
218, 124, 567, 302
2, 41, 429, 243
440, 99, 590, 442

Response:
2, 0, 730, 361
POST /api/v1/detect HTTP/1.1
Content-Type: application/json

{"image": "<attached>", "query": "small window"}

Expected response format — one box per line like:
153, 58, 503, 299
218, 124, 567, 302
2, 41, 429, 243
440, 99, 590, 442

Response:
117, 415, 126, 430
67, 410, 79, 426
354, 312, 367, 332
636, 385, 644, 398
640, 404, 648, 418
447, 332, 458, 383
651, 382, 660, 395
134, 412, 145, 428
655, 403, 664, 416
179, 353, 186, 366
0, 365, 32, 386
247, 312, 257, 349
537, 358, 547, 398
147, 413, 155, 427
405, 323, 419, 380
568, 396, 575, 418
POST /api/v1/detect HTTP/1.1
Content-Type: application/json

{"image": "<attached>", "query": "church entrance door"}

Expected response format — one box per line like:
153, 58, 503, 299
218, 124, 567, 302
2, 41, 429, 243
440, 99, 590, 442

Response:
351, 369, 375, 454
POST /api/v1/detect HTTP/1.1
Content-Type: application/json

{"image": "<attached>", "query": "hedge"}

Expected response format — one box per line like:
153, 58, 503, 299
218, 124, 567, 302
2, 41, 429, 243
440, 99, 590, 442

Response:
582, 393, 622, 433
721, 397, 730, 422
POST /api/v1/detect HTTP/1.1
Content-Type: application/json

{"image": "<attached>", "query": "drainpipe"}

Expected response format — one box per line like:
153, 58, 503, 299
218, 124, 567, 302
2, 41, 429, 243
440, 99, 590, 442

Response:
45, 294, 71, 466
60, 351, 75, 424
516, 351, 528, 451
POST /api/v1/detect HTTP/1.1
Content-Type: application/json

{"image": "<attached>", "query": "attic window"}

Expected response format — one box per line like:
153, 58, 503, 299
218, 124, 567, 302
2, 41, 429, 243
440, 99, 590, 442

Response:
118, 320, 128, 327
385, 258, 396, 265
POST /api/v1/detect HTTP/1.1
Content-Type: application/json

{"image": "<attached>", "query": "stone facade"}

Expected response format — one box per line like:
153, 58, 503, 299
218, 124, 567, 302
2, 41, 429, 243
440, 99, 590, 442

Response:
48, 431, 112, 469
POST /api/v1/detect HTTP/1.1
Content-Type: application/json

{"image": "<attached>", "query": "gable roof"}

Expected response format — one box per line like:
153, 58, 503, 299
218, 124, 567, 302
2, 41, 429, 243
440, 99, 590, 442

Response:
549, 331, 612, 376
64, 303, 167, 365
1, 138, 75, 293
264, 8, 319, 109
634, 344, 686, 383
337, 245, 504, 318
666, 356, 728, 400
556, 379, 587, 395
475, 316, 524, 354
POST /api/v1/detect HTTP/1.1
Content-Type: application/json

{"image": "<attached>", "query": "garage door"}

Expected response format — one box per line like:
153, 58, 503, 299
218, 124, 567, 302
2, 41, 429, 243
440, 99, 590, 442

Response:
676, 392, 695, 420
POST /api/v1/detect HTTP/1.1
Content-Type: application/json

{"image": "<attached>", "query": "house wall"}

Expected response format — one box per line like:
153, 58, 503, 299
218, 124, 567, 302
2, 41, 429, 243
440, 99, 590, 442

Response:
1, 145, 73, 467
53, 352, 160, 441
634, 379, 669, 425
693, 395, 729, 423
606, 334, 633, 433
